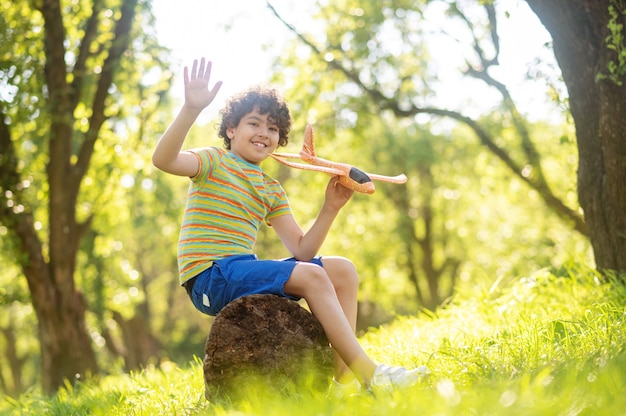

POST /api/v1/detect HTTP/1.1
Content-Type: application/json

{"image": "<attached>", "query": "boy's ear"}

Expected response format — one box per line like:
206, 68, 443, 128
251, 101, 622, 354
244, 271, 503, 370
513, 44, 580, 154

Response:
226, 127, 234, 139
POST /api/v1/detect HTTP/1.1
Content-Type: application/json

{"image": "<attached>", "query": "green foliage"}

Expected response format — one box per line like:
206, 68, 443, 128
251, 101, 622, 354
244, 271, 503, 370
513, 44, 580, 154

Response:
2, 264, 625, 415
0, 0, 597, 398
599, 0, 626, 85
0, 0, 193, 391
267, 0, 589, 314
263, 72, 586, 312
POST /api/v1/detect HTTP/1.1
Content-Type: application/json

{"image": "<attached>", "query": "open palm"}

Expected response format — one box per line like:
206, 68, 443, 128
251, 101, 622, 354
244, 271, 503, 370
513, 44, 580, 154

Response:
183, 58, 222, 111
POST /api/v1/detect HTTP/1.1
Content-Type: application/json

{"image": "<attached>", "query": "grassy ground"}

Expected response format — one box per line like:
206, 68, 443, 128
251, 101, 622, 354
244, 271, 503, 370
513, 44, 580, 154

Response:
2, 264, 625, 415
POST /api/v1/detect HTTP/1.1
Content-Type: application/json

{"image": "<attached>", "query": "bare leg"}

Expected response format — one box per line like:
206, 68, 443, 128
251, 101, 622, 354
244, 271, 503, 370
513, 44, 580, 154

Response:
320, 256, 359, 382
283, 261, 377, 384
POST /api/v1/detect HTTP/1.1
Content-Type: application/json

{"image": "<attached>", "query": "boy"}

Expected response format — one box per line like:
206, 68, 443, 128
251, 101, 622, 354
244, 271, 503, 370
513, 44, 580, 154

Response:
152, 58, 428, 393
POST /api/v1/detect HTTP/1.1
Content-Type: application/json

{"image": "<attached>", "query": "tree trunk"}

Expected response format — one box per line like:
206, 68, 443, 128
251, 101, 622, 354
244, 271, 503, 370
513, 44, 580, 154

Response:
525, 0, 626, 275
111, 311, 162, 371
2, 0, 144, 393
37, 0, 138, 392
1, 318, 27, 396
37, 289, 98, 392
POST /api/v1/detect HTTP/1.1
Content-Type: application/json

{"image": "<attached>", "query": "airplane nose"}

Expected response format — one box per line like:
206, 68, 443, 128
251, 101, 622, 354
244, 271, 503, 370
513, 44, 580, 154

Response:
349, 167, 372, 184
342, 168, 375, 194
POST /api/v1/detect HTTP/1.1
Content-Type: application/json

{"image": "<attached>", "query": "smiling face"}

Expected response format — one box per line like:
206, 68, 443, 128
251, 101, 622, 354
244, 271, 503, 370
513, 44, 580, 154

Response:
226, 108, 280, 165
218, 85, 291, 152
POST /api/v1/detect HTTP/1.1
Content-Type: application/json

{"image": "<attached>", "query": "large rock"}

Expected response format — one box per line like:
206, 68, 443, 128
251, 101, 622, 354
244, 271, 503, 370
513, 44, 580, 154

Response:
203, 294, 334, 400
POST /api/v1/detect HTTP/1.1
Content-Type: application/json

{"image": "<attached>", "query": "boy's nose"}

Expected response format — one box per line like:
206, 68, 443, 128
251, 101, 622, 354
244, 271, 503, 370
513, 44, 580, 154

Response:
258, 126, 269, 137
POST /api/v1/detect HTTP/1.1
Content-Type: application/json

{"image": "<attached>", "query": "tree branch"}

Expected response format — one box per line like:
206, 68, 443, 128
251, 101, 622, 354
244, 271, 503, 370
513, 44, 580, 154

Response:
75, 0, 139, 183
267, 1, 587, 236
38, 0, 72, 169
0, 104, 49, 289
70, 0, 106, 112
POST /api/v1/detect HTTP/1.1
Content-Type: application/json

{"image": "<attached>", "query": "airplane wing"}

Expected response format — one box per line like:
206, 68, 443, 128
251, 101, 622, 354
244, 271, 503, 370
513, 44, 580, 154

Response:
366, 173, 408, 184
270, 154, 345, 176
271, 152, 301, 159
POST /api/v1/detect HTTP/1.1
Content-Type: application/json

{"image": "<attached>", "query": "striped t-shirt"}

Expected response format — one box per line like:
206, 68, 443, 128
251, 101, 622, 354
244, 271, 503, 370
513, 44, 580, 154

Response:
177, 147, 291, 284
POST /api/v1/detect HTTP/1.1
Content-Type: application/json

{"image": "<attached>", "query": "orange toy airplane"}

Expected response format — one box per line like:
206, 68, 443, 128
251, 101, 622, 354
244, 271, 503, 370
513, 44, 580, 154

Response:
270, 124, 407, 194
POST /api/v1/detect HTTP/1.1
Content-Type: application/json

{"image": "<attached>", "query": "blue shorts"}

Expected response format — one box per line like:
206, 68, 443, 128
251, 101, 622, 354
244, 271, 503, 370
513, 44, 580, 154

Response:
187, 254, 324, 316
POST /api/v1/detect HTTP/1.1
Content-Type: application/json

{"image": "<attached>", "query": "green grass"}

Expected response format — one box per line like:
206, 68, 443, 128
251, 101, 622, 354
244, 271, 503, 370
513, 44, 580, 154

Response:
2, 264, 625, 415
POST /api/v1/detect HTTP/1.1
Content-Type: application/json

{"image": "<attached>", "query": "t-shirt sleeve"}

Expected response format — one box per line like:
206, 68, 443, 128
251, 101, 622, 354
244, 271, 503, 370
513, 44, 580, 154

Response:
189, 147, 218, 181
265, 181, 292, 225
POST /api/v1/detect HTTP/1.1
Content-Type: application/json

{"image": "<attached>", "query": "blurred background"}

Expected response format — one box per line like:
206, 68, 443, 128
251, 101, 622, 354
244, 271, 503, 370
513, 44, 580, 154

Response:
0, 0, 594, 395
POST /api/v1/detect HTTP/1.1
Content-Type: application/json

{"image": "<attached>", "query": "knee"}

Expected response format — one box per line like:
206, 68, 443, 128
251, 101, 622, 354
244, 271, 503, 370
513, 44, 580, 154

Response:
340, 258, 359, 290
324, 256, 359, 290
337, 257, 358, 284
294, 263, 334, 295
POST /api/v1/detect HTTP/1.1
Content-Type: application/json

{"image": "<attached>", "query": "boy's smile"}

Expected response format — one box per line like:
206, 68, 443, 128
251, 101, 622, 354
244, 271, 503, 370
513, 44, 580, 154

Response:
227, 109, 280, 165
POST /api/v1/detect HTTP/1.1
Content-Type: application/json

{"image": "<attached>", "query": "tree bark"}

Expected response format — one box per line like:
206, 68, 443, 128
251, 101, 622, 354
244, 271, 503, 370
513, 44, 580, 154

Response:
203, 295, 334, 400
525, 0, 626, 275
36, 0, 100, 382
1, 319, 27, 396
112, 311, 162, 371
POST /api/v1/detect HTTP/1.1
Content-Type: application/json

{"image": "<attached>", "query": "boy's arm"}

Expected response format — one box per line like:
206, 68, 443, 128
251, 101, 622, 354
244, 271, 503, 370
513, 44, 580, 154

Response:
271, 176, 353, 260
152, 108, 203, 177
152, 58, 222, 177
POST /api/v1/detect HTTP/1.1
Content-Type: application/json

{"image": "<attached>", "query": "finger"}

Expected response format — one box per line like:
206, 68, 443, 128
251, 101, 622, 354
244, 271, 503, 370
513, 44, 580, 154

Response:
208, 80, 223, 100
183, 65, 190, 85
203, 60, 213, 80
197, 57, 206, 80
190, 59, 199, 80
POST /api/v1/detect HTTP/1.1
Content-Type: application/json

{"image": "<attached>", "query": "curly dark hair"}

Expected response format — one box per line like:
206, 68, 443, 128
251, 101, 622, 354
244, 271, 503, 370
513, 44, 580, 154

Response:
218, 85, 292, 150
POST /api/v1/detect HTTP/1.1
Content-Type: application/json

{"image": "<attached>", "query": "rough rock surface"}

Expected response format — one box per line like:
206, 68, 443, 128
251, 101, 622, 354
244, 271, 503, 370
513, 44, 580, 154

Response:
203, 294, 334, 400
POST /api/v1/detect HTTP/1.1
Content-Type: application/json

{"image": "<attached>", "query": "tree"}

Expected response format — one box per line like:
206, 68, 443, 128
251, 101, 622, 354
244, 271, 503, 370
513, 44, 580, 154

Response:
0, 0, 170, 392
264, 0, 589, 312
269, 0, 626, 273
524, 0, 626, 275
268, 1, 585, 234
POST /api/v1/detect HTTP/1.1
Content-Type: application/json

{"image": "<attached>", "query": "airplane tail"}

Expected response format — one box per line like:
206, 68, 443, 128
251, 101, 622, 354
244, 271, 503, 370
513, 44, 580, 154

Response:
300, 124, 316, 158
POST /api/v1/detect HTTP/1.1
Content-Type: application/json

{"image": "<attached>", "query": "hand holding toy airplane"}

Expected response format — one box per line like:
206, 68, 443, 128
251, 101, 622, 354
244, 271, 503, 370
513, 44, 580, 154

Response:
270, 124, 407, 194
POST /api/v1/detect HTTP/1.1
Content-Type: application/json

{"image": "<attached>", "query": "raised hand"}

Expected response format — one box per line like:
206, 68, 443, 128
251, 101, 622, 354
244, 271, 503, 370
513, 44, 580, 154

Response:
324, 176, 354, 211
183, 58, 222, 112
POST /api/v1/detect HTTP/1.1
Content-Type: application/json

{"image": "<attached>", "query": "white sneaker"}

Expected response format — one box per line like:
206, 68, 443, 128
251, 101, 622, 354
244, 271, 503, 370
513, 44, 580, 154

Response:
369, 364, 430, 391
327, 377, 361, 398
